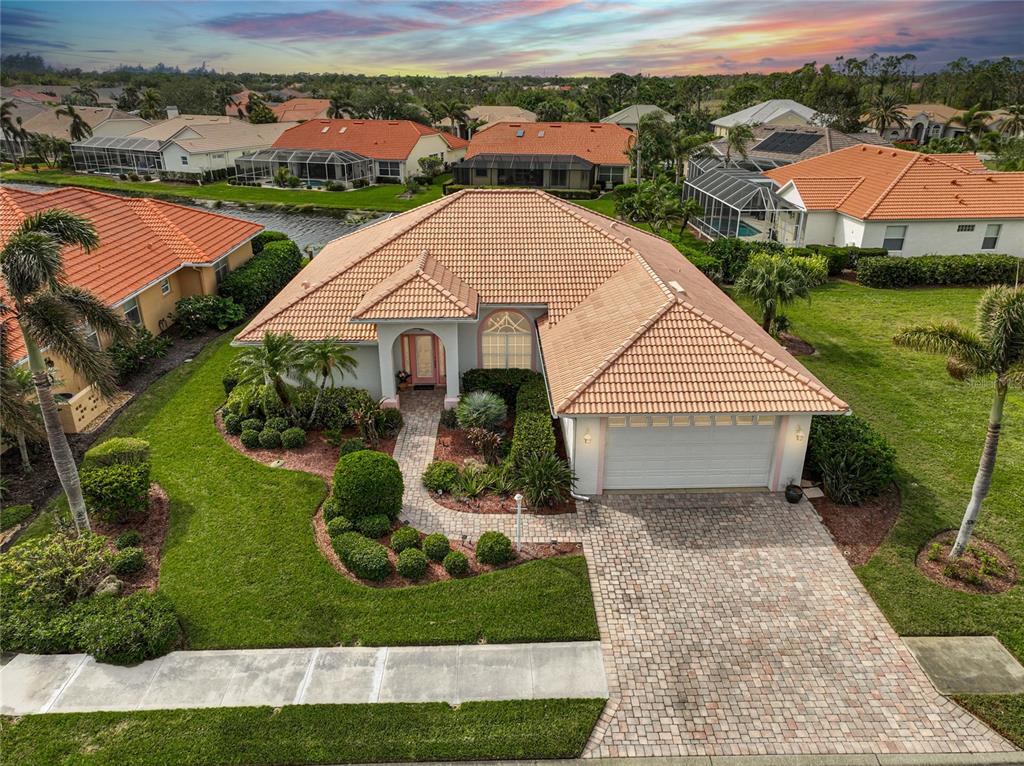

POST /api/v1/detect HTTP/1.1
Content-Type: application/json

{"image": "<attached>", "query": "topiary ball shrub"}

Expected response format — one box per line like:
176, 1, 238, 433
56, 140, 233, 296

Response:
115, 530, 143, 550
78, 591, 181, 665
456, 390, 507, 430
396, 548, 428, 580
390, 525, 420, 553
223, 413, 243, 435
476, 530, 513, 565
239, 429, 261, 449
281, 427, 306, 449
422, 532, 451, 562
258, 428, 282, 449
326, 516, 353, 538
80, 464, 150, 524
422, 460, 459, 494
265, 416, 290, 433
111, 546, 145, 576
335, 534, 391, 581
443, 550, 470, 577
240, 417, 264, 433
332, 450, 404, 521
357, 513, 392, 539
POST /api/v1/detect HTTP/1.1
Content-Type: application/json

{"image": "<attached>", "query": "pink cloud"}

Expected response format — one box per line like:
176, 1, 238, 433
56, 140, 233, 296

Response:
202, 9, 444, 41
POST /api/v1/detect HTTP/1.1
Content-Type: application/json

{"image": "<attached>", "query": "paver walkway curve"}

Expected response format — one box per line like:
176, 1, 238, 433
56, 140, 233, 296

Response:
395, 390, 581, 542
579, 493, 1016, 759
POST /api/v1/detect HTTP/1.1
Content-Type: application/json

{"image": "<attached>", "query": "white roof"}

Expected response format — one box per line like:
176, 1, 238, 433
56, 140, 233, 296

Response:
600, 104, 674, 125
712, 99, 818, 128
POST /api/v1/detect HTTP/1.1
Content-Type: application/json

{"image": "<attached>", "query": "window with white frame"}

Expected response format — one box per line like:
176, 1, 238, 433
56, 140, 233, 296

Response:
982, 224, 1001, 250
214, 257, 229, 285
377, 160, 400, 178
180, 156, 188, 165
882, 224, 907, 251
597, 166, 625, 185
160, 277, 171, 296
122, 297, 142, 327
481, 311, 532, 369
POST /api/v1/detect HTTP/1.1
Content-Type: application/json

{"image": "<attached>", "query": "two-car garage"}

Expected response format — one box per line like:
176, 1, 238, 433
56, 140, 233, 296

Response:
601, 414, 781, 491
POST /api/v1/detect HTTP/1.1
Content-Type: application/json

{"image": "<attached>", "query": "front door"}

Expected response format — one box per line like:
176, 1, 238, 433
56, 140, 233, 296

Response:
402, 333, 446, 387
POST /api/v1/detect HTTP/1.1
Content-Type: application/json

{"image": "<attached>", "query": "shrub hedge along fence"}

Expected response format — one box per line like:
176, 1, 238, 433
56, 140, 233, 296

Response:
219, 238, 302, 313
857, 254, 1019, 288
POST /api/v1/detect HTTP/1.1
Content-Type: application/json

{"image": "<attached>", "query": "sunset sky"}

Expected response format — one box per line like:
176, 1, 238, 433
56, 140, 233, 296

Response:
3, 0, 1022, 76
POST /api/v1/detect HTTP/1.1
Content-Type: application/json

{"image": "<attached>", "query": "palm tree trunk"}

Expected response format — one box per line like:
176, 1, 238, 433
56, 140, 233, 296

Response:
309, 373, 328, 426
22, 332, 90, 533
761, 307, 774, 332
16, 430, 32, 473
950, 382, 1006, 559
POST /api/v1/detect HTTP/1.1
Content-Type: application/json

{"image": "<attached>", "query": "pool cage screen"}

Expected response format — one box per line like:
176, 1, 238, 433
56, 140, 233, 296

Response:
452, 153, 594, 188
71, 136, 164, 174
234, 148, 373, 187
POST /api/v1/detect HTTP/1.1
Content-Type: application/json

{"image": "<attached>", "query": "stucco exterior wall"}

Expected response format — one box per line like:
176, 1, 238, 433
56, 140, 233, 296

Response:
406, 134, 452, 180
802, 211, 838, 245
854, 219, 1024, 258
160, 146, 266, 174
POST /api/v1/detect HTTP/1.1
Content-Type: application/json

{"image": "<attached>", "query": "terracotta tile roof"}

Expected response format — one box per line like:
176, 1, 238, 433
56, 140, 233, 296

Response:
465, 122, 633, 165
237, 189, 845, 416
1, 187, 262, 362
765, 144, 1024, 220
432, 130, 469, 150
270, 98, 331, 122
3, 87, 59, 103
272, 119, 455, 160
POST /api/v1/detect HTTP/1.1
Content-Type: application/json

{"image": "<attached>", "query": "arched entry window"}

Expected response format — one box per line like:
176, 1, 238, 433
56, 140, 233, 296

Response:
481, 311, 532, 369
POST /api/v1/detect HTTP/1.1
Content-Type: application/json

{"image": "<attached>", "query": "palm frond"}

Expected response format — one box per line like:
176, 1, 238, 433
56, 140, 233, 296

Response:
17, 209, 100, 252
946, 356, 987, 381
979, 286, 1024, 373
893, 323, 990, 372
1, 231, 64, 299
57, 285, 133, 344
0, 364, 44, 441
18, 295, 119, 397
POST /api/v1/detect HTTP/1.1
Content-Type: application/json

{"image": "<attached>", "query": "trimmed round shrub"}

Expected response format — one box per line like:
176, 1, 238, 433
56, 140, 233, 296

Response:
240, 417, 264, 433
115, 530, 143, 550
281, 427, 306, 449
222, 373, 239, 395
239, 428, 260, 449
337, 437, 366, 457
332, 450, 404, 521
422, 460, 459, 494
390, 525, 420, 553
323, 497, 343, 522
82, 437, 150, 469
111, 547, 145, 576
357, 513, 392, 539
456, 390, 507, 430
223, 413, 243, 435
265, 416, 290, 433
326, 516, 353, 537
475, 530, 513, 565
443, 550, 470, 576
807, 414, 896, 505
258, 428, 282, 449
396, 548, 428, 580
422, 532, 451, 562
77, 591, 181, 665
336, 535, 391, 581
80, 464, 150, 524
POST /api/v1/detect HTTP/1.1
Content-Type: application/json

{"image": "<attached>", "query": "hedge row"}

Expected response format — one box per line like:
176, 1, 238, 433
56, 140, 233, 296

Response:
857, 254, 1020, 288
793, 245, 888, 275
509, 411, 557, 472
461, 368, 542, 409
251, 230, 290, 255
515, 376, 550, 414
219, 239, 302, 314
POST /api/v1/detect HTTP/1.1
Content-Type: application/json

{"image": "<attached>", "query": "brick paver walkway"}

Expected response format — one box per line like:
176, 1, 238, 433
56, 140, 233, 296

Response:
581, 493, 1014, 758
394, 390, 581, 542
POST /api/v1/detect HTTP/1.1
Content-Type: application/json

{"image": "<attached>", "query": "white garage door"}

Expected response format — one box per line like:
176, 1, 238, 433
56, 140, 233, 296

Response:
603, 414, 779, 490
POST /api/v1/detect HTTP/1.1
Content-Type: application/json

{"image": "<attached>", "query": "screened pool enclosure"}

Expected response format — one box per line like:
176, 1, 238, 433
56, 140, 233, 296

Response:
683, 157, 805, 244
234, 148, 373, 187
71, 136, 164, 174
453, 153, 598, 190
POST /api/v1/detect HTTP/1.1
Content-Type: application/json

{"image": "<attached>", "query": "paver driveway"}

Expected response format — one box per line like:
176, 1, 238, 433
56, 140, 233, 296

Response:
581, 493, 1013, 758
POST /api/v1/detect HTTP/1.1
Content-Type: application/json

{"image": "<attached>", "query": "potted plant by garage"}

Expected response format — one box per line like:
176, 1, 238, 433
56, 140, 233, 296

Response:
784, 483, 803, 503
396, 370, 412, 392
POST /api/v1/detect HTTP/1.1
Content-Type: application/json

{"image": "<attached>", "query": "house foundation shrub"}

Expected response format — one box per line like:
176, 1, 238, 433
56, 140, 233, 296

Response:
251, 230, 289, 255
475, 531, 513, 565
332, 450, 404, 521
396, 548, 428, 579
239, 428, 260, 449
807, 414, 897, 504
857, 254, 1018, 288
81, 464, 150, 524
1, 532, 113, 608
509, 411, 557, 472
515, 376, 550, 414
423, 460, 459, 494
356, 514, 392, 539
456, 390, 507, 430
175, 295, 245, 337
443, 550, 470, 576
108, 328, 172, 381
390, 525, 420, 552
335, 534, 391, 581
461, 369, 541, 408
422, 533, 451, 562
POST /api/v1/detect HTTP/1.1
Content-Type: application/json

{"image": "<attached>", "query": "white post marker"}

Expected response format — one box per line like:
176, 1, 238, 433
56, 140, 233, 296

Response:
514, 493, 524, 552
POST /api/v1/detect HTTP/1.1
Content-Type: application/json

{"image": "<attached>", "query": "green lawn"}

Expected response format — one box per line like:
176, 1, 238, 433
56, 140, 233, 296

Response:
0, 699, 605, 766
771, 283, 1023, 659
575, 194, 616, 217
0, 168, 444, 212
94, 332, 597, 649
954, 695, 1024, 748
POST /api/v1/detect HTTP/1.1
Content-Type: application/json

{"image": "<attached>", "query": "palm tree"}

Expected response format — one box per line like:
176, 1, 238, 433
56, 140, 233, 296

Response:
56, 105, 93, 142
998, 104, 1024, 138
117, 84, 139, 112
948, 104, 992, 147
1, 363, 41, 473
231, 332, 305, 418
865, 93, 908, 134
327, 92, 352, 119
301, 338, 357, 426
434, 100, 468, 133
71, 85, 99, 106
1, 99, 28, 165
138, 88, 164, 121
734, 253, 811, 333
1, 210, 131, 532
893, 286, 1024, 559
672, 130, 713, 183
680, 197, 704, 234
723, 124, 754, 165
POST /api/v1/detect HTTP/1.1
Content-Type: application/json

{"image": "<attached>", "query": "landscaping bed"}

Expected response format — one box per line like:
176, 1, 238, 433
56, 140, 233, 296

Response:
92, 482, 170, 594
811, 484, 900, 566
916, 531, 1017, 595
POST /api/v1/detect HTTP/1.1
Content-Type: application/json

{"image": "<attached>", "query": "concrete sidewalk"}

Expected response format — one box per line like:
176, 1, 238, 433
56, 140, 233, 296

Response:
0, 641, 607, 715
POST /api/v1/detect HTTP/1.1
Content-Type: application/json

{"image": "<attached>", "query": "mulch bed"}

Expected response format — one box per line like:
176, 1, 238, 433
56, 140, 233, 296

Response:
92, 483, 170, 594
810, 483, 901, 566
216, 413, 395, 483
916, 531, 1018, 595
432, 422, 576, 516
312, 507, 581, 589
780, 331, 816, 356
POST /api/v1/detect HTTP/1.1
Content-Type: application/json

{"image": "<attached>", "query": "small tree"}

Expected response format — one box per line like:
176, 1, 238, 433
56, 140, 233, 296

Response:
231, 332, 305, 418
865, 94, 908, 134
247, 94, 278, 124
0, 364, 42, 473
301, 338, 357, 426
679, 197, 704, 234
418, 155, 443, 178
893, 286, 1024, 559
723, 124, 754, 165
734, 253, 811, 333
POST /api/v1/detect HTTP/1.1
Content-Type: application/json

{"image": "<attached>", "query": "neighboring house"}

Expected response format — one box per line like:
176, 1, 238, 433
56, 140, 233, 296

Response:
2, 84, 124, 106
705, 124, 891, 171
712, 99, 819, 136
865, 103, 1014, 144
0, 98, 47, 159
600, 104, 674, 132
0, 186, 263, 433
0, 86, 60, 104
236, 188, 846, 493
235, 119, 468, 187
72, 115, 296, 179
224, 89, 254, 117
452, 121, 633, 190
20, 106, 148, 142
271, 98, 332, 123
438, 105, 538, 138
762, 144, 1024, 256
